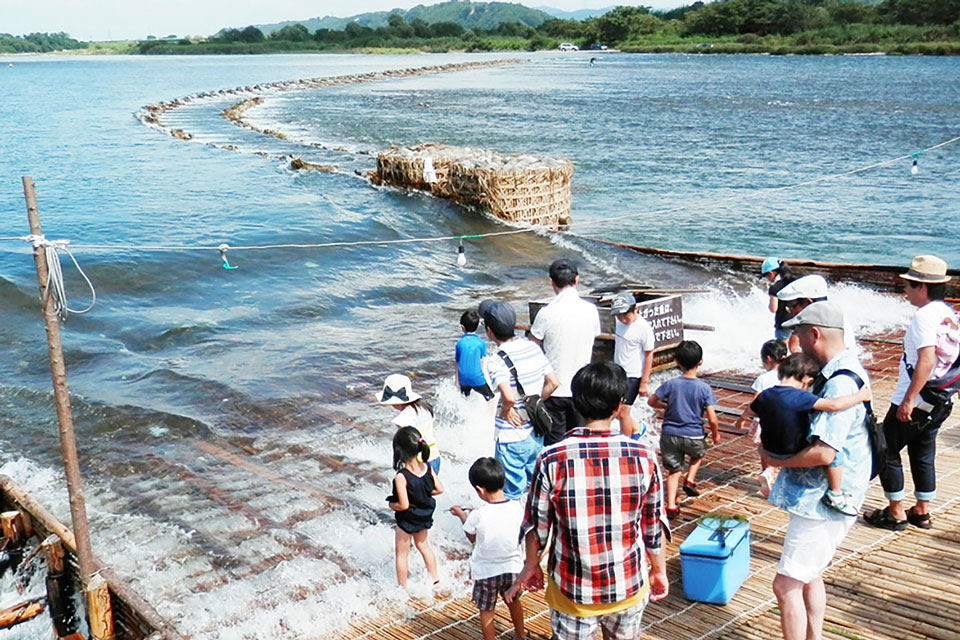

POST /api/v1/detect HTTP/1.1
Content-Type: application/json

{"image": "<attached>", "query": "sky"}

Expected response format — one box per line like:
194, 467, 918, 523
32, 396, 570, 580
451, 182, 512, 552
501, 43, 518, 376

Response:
1, 1, 685, 41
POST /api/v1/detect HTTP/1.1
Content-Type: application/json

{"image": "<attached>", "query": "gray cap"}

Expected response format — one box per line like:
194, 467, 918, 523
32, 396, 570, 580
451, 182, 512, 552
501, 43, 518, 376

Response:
482, 301, 516, 338
478, 299, 496, 316
610, 292, 636, 315
781, 300, 845, 330
777, 274, 828, 301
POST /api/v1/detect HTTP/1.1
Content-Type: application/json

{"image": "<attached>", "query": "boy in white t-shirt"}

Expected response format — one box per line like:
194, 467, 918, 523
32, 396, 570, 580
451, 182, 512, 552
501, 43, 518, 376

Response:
610, 292, 655, 436
450, 458, 525, 640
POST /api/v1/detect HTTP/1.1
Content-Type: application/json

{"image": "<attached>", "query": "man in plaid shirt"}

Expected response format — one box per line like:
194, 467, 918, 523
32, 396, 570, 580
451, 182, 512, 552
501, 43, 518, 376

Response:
507, 361, 669, 640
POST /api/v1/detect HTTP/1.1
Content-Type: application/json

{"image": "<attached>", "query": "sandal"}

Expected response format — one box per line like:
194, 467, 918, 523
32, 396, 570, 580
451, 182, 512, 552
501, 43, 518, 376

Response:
906, 506, 932, 529
863, 506, 907, 531
666, 507, 680, 520
682, 481, 700, 497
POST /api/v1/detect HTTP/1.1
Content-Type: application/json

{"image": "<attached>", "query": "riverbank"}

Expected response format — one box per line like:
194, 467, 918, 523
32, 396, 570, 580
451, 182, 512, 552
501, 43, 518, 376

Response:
621, 41, 960, 56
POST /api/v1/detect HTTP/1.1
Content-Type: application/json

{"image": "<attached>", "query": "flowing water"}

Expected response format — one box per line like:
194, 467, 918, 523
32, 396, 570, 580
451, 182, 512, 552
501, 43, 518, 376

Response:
0, 51, 957, 638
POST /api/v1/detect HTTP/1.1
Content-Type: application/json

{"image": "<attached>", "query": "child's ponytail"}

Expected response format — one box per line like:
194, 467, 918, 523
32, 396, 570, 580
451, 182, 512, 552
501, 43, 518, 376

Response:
417, 438, 431, 465
393, 426, 427, 471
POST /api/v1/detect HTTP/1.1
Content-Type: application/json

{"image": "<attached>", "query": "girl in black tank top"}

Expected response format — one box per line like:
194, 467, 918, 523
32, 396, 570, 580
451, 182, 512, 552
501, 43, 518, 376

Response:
387, 426, 445, 588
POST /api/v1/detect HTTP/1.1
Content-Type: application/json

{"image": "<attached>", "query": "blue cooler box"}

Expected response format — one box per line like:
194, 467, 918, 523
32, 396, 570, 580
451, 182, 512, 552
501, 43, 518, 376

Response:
679, 518, 750, 604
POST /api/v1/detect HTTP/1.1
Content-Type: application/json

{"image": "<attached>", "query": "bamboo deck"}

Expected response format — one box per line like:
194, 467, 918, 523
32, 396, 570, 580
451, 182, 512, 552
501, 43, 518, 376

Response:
332, 333, 960, 640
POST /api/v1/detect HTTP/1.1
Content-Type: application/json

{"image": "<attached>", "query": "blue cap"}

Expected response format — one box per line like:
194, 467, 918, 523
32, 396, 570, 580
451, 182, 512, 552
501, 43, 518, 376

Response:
760, 257, 781, 276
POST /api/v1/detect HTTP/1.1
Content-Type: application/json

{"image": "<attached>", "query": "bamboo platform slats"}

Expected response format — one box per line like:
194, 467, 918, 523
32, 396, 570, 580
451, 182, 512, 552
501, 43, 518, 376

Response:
331, 332, 960, 640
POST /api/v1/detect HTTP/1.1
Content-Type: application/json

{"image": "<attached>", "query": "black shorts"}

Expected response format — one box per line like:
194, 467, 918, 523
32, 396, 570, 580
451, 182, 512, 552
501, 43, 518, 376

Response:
460, 383, 494, 401
623, 377, 641, 406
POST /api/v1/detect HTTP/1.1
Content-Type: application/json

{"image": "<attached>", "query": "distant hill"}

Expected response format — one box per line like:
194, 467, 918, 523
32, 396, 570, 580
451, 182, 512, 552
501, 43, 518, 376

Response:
251, 1, 555, 35
533, 5, 616, 21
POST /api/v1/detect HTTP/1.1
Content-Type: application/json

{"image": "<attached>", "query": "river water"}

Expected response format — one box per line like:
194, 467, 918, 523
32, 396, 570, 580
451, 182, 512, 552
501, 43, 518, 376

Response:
0, 51, 956, 638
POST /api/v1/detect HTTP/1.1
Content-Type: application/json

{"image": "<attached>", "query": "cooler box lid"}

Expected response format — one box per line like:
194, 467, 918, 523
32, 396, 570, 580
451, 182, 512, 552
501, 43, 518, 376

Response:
679, 518, 749, 559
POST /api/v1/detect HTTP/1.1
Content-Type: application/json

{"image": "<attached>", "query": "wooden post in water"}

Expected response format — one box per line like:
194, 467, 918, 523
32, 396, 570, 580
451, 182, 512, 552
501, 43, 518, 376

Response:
21, 177, 96, 585
43, 534, 80, 638
86, 573, 114, 640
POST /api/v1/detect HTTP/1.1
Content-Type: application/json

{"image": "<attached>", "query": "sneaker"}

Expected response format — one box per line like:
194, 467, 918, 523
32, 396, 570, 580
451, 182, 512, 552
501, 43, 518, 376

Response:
758, 468, 775, 498
863, 506, 907, 531
682, 481, 700, 497
822, 490, 858, 517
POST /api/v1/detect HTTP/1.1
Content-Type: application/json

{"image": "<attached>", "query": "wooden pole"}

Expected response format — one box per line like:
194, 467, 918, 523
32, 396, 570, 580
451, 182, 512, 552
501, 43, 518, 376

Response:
0, 599, 45, 630
21, 177, 96, 584
86, 573, 114, 640
0, 511, 23, 545
43, 534, 79, 639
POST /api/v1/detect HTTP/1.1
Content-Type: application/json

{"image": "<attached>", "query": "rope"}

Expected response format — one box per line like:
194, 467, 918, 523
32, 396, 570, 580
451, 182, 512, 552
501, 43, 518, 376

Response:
65, 228, 533, 252
23, 235, 96, 321
1, 134, 955, 258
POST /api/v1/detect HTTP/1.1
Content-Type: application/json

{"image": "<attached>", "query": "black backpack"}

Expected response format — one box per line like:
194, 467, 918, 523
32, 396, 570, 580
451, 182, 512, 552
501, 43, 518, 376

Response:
814, 369, 886, 480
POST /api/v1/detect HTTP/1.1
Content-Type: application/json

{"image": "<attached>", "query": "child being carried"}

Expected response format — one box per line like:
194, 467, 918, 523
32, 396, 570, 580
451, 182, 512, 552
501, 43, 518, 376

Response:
750, 353, 871, 516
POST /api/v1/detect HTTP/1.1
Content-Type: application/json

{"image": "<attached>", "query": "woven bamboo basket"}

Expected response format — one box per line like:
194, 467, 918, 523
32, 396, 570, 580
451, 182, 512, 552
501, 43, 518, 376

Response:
375, 144, 572, 227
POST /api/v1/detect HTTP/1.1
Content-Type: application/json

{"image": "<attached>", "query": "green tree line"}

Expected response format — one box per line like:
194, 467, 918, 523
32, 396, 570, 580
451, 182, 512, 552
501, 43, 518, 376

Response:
0, 32, 84, 54
136, 0, 960, 55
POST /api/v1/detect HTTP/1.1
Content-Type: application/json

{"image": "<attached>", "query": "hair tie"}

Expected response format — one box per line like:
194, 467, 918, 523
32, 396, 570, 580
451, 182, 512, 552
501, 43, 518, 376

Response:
418, 438, 425, 444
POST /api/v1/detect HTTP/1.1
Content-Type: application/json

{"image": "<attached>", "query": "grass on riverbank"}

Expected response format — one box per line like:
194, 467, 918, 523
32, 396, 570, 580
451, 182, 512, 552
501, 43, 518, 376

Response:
620, 23, 960, 55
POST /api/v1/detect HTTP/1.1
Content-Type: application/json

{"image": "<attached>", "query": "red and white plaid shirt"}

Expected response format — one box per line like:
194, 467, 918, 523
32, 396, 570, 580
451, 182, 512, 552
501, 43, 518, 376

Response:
522, 428, 665, 605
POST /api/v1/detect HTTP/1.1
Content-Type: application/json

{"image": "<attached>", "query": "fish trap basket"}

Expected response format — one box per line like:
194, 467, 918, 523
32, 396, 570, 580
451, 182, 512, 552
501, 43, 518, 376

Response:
375, 144, 572, 227
375, 143, 462, 198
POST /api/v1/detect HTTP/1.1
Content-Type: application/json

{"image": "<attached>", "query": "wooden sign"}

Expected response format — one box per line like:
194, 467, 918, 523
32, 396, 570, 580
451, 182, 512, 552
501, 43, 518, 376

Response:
635, 294, 684, 351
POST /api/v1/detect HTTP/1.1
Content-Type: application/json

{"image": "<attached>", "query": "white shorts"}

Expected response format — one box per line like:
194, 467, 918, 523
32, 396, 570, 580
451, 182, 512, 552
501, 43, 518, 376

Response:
778, 514, 854, 584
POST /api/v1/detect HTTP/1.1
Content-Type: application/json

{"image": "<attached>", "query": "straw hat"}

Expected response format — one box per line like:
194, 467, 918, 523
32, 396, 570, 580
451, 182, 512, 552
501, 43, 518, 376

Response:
899, 255, 952, 284
378, 374, 420, 405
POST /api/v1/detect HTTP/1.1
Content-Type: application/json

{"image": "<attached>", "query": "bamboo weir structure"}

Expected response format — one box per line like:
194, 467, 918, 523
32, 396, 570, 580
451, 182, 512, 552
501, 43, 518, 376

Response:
331, 330, 960, 640
372, 144, 573, 227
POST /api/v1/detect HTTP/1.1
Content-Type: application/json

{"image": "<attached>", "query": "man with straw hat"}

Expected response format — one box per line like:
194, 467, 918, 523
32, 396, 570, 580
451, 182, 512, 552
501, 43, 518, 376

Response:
864, 255, 957, 531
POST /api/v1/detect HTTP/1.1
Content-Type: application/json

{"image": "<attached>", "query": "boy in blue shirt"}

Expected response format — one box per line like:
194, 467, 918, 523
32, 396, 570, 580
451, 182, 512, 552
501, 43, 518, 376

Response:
456, 310, 494, 400
648, 340, 719, 519
751, 353, 871, 516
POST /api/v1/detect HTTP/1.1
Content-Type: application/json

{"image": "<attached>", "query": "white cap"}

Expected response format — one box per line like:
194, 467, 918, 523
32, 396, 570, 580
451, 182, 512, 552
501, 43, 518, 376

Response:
777, 274, 828, 301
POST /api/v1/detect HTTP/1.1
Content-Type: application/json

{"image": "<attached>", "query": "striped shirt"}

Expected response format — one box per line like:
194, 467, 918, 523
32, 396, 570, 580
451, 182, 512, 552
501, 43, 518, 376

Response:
486, 338, 554, 444
523, 429, 665, 605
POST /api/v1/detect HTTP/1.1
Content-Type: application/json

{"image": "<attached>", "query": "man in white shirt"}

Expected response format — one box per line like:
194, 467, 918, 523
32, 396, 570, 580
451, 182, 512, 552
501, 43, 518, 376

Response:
865, 255, 957, 531
611, 291, 654, 436
529, 259, 601, 444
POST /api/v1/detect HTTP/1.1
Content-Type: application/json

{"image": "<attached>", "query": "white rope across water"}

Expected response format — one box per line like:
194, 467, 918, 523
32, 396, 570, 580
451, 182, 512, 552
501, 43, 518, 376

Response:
0, 134, 955, 320
1, 134, 956, 259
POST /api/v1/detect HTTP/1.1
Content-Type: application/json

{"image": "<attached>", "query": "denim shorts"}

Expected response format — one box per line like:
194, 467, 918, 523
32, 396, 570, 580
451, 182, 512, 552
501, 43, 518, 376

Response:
495, 436, 542, 500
